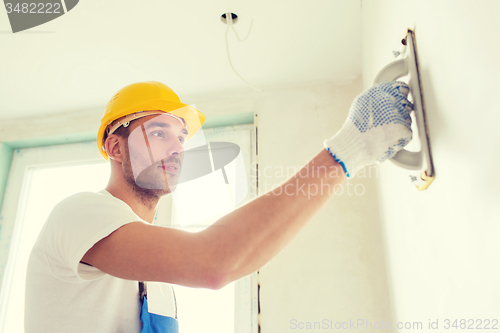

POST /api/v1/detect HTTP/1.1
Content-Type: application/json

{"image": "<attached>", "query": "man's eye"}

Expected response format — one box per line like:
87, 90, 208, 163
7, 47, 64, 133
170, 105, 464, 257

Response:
179, 137, 185, 143
151, 131, 165, 138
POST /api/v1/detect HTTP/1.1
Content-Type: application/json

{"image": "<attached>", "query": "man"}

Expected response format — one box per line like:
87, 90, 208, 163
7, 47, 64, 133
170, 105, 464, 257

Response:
25, 80, 412, 332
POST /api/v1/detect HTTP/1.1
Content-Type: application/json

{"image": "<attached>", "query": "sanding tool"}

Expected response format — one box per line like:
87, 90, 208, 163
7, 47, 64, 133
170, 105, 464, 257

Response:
374, 29, 435, 191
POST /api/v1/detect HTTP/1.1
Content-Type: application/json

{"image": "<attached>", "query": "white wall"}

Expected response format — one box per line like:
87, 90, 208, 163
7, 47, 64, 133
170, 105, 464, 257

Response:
362, 0, 500, 327
251, 81, 393, 333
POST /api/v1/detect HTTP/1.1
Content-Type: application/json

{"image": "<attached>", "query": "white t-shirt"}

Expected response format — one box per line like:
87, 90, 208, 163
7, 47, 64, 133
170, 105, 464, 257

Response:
24, 190, 176, 333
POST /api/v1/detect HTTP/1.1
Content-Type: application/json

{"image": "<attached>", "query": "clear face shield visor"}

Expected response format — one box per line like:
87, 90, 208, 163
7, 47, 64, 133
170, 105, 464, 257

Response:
123, 112, 189, 192
110, 110, 249, 227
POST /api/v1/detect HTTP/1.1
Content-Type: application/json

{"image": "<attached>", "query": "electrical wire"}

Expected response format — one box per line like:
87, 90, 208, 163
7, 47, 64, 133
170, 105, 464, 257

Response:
230, 17, 253, 42
224, 13, 262, 92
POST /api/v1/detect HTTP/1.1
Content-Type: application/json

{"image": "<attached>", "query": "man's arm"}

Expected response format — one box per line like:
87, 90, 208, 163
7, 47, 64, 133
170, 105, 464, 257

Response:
83, 81, 412, 289
82, 149, 345, 289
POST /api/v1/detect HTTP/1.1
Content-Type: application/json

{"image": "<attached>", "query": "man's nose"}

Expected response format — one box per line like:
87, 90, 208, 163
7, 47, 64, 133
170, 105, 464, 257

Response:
166, 136, 184, 157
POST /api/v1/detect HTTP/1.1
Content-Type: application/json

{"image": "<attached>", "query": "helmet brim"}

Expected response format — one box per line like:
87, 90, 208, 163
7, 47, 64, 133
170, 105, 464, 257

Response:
97, 100, 206, 160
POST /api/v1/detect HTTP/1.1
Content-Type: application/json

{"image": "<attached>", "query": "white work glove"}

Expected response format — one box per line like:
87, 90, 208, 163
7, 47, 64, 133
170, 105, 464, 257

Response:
324, 81, 413, 177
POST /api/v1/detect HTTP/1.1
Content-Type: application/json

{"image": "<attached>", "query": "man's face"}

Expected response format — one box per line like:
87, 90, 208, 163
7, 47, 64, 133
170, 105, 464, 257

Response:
122, 113, 188, 195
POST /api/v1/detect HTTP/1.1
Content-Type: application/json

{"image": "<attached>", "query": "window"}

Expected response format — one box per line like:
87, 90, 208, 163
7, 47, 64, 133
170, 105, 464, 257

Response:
0, 124, 257, 333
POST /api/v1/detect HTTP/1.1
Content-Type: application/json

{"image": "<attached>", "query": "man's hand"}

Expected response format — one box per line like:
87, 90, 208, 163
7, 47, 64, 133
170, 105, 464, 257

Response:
324, 81, 413, 177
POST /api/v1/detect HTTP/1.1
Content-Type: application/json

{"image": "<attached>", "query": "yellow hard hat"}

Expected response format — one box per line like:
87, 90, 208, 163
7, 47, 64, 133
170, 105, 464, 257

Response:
97, 81, 206, 160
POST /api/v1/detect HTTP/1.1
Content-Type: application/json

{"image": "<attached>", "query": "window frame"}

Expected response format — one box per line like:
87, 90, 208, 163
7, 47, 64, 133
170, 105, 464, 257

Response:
0, 122, 258, 333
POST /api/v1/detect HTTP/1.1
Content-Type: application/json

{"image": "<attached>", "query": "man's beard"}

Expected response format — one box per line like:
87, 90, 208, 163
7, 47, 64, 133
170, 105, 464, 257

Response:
122, 146, 179, 205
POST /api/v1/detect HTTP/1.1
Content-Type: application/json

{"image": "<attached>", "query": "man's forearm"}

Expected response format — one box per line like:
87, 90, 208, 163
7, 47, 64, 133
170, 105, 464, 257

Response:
200, 148, 346, 287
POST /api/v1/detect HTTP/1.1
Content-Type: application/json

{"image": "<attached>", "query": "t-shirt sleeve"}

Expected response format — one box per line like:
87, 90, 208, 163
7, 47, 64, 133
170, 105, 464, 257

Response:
37, 191, 145, 282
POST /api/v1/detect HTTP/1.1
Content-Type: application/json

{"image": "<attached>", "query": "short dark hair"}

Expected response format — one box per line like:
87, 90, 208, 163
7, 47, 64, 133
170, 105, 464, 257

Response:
113, 124, 131, 139
102, 123, 131, 148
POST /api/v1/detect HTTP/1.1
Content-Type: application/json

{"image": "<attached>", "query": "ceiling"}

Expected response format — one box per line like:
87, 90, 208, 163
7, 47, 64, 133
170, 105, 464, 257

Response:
0, 0, 361, 120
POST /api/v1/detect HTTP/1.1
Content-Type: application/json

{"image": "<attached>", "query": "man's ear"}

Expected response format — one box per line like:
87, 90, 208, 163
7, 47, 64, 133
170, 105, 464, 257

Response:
105, 135, 124, 162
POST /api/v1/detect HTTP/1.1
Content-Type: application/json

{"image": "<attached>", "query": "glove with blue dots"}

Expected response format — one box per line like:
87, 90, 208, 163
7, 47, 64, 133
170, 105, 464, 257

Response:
324, 81, 413, 177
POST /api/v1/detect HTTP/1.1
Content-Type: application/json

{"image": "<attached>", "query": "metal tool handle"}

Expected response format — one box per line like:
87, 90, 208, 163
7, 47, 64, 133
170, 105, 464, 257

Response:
373, 56, 423, 170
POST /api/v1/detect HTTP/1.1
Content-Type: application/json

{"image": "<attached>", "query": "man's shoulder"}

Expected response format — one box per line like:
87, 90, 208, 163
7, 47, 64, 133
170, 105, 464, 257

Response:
52, 190, 123, 214
42, 190, 139, 237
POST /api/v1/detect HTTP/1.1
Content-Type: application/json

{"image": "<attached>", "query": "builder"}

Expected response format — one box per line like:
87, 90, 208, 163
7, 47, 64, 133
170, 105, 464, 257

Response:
24, 80, 412, 333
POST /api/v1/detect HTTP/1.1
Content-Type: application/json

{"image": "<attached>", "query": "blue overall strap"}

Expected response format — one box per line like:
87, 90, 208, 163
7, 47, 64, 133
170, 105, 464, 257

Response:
139, 282, 179, 333
140, 296, 179, 333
